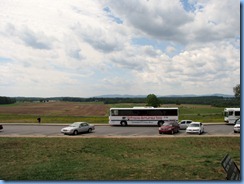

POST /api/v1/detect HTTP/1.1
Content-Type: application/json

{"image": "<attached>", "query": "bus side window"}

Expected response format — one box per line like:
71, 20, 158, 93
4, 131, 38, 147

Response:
138, 110, 147, 116
132, 110, 139, 116
235, 111, 240, 116
229, 111, 234, 116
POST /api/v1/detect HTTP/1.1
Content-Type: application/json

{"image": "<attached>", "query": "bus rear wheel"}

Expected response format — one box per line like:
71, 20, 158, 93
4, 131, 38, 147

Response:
121, 121, 127, 126
158, 121, 164, 127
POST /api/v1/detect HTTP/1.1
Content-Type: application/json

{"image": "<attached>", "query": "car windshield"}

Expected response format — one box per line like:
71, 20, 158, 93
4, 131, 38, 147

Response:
189, 123, 200, 127
69, 122, 80, 127
236, 120, 240, 125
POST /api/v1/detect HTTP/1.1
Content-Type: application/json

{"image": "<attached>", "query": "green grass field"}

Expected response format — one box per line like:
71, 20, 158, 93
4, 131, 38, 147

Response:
0, 114, 108, 124
0, 137, 240, 180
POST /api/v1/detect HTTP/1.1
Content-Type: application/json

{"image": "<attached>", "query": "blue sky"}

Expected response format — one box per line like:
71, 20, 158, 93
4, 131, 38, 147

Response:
0, 0, 240, 97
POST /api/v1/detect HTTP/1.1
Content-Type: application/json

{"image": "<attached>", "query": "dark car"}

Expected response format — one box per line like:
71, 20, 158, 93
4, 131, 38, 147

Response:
159, 122, 180, 134
0, 125, 3, 130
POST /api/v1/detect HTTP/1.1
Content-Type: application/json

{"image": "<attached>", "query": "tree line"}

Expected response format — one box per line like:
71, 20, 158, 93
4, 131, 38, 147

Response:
10, 95, 239, 107
1, 84, 240, 107
0, 96, 16, 104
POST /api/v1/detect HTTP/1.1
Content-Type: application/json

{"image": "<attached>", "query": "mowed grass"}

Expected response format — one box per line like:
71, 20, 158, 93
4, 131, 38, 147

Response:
0, 114, 108, 124
179, 105, 224, 122
0, 137, 240, 180
0, 102, 225, 123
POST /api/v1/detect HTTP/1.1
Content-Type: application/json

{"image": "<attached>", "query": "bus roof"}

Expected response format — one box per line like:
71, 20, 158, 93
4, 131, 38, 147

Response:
224, 108, 240, 111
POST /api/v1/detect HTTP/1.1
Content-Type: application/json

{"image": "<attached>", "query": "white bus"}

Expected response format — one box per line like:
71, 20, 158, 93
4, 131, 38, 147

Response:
109, 107, 179, 126
224, 108, 240, 124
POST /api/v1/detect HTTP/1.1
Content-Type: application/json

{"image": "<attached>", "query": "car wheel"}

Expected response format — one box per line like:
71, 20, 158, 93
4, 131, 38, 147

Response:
88, 128, 92, 133
171, 130, 174, 134
121, 121, 127, 126
234, 130, 237, 133
199, 130, 201, 135
73, 130, 78, 135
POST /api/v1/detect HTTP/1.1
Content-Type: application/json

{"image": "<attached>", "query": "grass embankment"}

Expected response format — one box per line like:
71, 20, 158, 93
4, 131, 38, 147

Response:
0, 102, 224, 123
0, 137, 240, 180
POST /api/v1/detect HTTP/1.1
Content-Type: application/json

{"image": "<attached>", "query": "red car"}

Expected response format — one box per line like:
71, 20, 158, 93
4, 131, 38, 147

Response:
159, 122, 180, 134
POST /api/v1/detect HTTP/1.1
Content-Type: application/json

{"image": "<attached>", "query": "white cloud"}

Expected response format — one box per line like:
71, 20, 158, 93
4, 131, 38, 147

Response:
107, 0, 193, 42
166, 46, 176, 54
0, 0, 240, 97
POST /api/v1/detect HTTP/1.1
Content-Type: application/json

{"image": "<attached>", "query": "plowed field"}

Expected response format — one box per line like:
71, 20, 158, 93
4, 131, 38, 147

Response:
0, 102, 110, 116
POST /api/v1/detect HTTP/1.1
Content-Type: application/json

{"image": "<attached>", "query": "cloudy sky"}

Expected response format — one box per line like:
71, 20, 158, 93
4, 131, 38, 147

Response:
0, 0, 240, 97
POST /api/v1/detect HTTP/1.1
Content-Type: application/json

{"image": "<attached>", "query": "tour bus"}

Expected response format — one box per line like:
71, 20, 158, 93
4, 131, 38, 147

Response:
109, 107, 179, 126
224, 108, 240, 124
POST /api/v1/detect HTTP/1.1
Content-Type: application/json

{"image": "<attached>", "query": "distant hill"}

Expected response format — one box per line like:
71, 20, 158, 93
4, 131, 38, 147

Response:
93, 94, 147, 98
12, 94, 238, 107
210, 94, 234, 98
94, 94, 234, 98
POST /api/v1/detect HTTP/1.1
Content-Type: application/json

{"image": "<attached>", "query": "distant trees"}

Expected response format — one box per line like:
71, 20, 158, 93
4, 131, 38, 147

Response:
7, 95, 240, 107
233, 84, 240, 104
0, 96, 16, 104
146, 94, 161, 107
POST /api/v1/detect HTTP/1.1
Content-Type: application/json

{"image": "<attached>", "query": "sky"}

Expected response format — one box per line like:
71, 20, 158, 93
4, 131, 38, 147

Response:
0, 0, 240, 98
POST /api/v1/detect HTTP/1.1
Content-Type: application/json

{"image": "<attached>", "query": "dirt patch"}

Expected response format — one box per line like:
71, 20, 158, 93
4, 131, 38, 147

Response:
0, 102, 110, 116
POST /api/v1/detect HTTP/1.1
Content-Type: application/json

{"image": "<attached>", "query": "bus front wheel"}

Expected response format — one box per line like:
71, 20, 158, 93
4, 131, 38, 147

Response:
121, 121, 127, 126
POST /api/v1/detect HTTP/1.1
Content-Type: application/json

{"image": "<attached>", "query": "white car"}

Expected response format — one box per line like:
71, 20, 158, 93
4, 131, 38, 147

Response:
186, 122, 204, 135
61, 122, 95, 135
234, 119, 240, 133
179, 120, 192, 129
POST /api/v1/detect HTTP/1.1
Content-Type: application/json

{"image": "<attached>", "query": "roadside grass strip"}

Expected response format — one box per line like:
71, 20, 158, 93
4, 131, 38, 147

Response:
0, 137, 240, 180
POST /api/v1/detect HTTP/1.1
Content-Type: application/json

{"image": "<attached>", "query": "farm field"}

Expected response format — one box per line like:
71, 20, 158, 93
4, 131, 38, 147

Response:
0, 101, 225, 123
0, 137, 240, 180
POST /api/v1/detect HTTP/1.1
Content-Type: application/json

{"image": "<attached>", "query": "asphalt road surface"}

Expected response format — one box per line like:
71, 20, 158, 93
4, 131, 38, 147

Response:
0, 124, 240, 137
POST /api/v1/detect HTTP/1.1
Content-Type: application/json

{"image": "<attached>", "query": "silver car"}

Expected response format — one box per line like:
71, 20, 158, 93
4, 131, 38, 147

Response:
179, 120, 192, 129
234, 119, 240, 133
61, 122, 95, 135
186, 122, 204, 135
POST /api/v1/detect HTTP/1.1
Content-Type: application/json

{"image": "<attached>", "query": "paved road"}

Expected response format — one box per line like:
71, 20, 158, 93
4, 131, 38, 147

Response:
0, 124, 240, 137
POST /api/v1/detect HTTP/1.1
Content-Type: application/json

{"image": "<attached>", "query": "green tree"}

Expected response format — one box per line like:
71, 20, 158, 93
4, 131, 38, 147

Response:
233, 84, 240, 103
146, 94, 161, 107
0, 96, 16, 104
